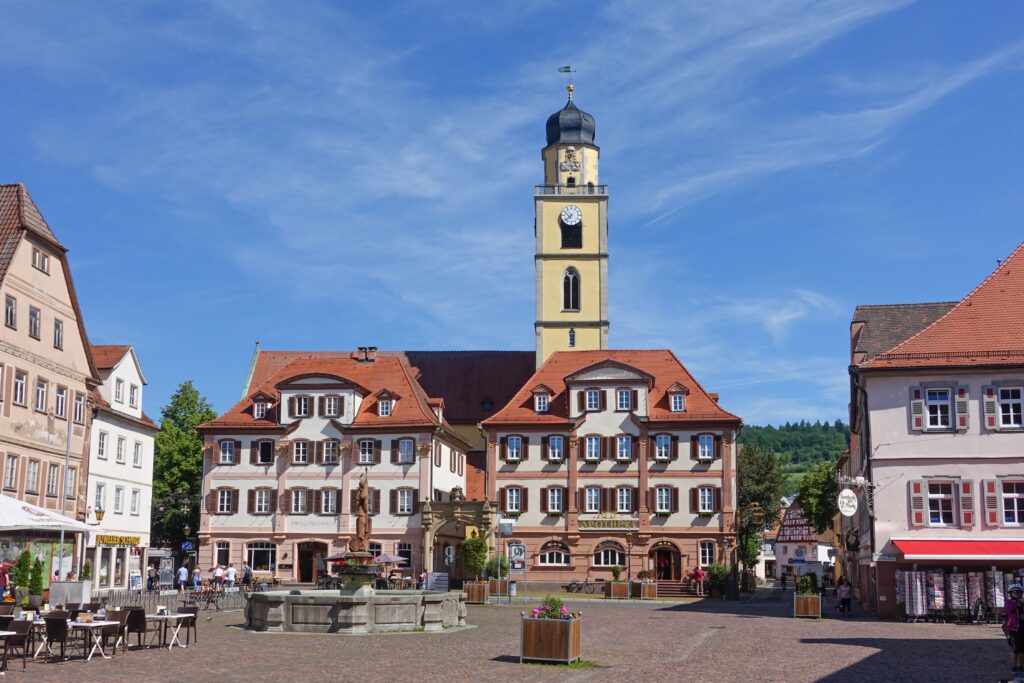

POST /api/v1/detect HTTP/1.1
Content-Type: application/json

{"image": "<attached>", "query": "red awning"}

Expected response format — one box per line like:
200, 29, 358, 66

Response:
893, 539, 1024, 560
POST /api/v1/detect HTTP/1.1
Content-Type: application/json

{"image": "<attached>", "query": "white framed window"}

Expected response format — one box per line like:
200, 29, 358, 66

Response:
293, 441, 309, 464
928, 481, 956, 526
28, 306, 40, 339
253, 402, 267, 419
218, 489, 232, 514
585, 436, 601, 462
378, 399, 392, 417
65, 467, 75, 498
1000, 387, 1024, 428
35, 378, 47, 412
670, 393, 685, 412
291, 488, 308, 514
324, 395, 340, 416
4, 295, 15, 329
294, 396, 309, 417
655, 486, 672, 513
115, 378, 124, 403
13, 371, 25, 405
219, 441, 234, 464
398, 439, 414, 464
133, 441, 142, 467
323, 440, 340, 465
617, 388, 631, 411
926, 388, 952, 428
116, 436, 126, 463
616, 435, 631, 461
699, 541, 715, 566
698, 434, 714, 460
25, 460, 38, 492
369, 542, 382, 558
548, 436, 564, 461
114, 486, 124, 514
593, 544, 626, 567
129, 384, 139, 408
95, 482, 105, 511
46, 464, 58, 496
255, 489, 271, 514
506, 435, 522, 462
3, 455, 17, 489
31, 247, 49, 273
506, 487, 522, 513
257, 441, 274, 465
215, 542, 230, 566
397, 542, 412, 565
535, 394, 549, 413
585, 487, 600, 513
73, 392, 84, 423
398, 489, 414, 515
585, 389, 601, 411
539, 544, 570, 566
322, 489, 337, 514
1004, 481, 1024, 525
698, 486, 714, 513
655, 434, 671, 461
131, 488, 140, 515
54, 319, 64, 349
247, 542, 276, 571
359, 440, 375, 465
617, 487, 632, 513
548, 487, 563, 513
55, 386, 66, 418
98, 431, 108, 459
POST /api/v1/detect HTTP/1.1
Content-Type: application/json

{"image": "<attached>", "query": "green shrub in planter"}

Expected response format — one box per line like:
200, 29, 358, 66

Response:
28, 558, 44, 596
797, 574, 819, 595
485, 554, 509, 579
459, 536, 488, 580
706, 562, 728, 592
81, 562, 92, 581
611, 565, 622, 582
10, 551, 32, 592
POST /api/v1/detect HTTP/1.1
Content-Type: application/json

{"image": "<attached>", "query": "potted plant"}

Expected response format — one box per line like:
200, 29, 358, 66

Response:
605, 565, 629, 599
81, 562, 92, 581
793, 574, 821, 618
486, 555, 510, 596
631, 570, 658, 599
520, 595, 581, 664
27, 558, 44, 609
459, 536, 489, 603
9, 551, 32, 606
706, 562, 728, 599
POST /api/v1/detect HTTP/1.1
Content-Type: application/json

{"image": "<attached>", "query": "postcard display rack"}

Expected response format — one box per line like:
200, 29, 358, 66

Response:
895, 568, 1023, 623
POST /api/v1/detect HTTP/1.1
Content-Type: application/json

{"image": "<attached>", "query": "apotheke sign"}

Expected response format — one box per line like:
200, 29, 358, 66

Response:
578, 514, 639, 531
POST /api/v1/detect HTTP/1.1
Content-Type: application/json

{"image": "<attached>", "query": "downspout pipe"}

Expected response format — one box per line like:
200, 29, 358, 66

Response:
849, 363, 877, 616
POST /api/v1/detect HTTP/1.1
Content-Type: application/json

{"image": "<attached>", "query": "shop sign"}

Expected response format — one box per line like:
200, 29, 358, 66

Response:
837, 489, 858, 518
96, 535, 140, 546
578, 513, 639, 531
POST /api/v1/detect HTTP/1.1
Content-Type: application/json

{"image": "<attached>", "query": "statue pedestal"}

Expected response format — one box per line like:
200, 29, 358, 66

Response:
338, 551, 379, 594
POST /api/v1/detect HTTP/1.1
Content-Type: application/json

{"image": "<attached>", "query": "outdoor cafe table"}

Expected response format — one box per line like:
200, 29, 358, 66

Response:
147, 614, 191, 650
72, 620, 119, 661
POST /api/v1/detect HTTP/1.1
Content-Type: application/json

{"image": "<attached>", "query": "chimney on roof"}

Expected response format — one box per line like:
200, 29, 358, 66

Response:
356, 346, 377, 363
709, 392, 719, 403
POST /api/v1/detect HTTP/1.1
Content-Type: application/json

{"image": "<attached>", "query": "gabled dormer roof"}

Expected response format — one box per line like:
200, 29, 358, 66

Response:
91, 345, 148, 384
248, 390, 274, 403
563, 359, 655, 386
375, 388, 402, 400
666, 382, 689, 394
531, 384, 555, 395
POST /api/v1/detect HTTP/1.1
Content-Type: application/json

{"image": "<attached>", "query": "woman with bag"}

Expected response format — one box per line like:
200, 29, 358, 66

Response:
1004, 583, 1024, 676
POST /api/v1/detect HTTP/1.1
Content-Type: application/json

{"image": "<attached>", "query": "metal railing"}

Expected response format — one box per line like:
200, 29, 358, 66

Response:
92, 586, 248, 611
535, 184, 607, 196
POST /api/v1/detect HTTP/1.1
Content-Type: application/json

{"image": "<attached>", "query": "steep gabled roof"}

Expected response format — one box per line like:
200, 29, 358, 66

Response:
862, 242, 1024, 369
91, 345, 132, 371
481, 349, 740, 426
851, 303, 957, 360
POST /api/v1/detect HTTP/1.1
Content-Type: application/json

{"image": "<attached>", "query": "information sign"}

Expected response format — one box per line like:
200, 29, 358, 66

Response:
837, 488, 858, 518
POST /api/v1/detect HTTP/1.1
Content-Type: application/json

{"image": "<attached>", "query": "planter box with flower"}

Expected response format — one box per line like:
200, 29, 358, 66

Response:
520, 596, 581, 664
793, 574, 821, 618
605, 565, 629, 599
631, 571, 657, 599
486, 554, 510, 596
459, 536, 490, 604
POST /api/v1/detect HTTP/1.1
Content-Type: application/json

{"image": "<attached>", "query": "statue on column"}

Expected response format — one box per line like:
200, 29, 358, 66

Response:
351, 470, 372, 553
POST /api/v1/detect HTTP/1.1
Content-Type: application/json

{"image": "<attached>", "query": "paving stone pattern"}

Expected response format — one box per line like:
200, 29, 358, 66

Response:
21, 588, 1007, 682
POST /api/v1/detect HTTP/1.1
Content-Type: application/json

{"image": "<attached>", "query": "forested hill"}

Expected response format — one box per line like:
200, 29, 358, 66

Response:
739, 420, 850, 494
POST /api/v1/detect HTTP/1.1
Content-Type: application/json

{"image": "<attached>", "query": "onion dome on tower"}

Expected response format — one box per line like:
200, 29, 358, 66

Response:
545, 85, 596, 146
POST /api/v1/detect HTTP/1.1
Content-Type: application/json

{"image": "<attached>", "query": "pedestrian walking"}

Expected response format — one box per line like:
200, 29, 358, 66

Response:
177, 564, 188, 593
214, 564, 225, 589
1005, 583, 1024, 677
780, 571, 788, 591
192, 565, 202, 589
694, 566, 707, 597
242, 560, 253, 587
225, 563, 237, 588
147, 563, 158, 591
837, 577, 852, 615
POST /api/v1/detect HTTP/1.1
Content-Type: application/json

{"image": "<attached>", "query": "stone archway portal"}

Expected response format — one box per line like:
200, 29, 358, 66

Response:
419, 488, 497, 575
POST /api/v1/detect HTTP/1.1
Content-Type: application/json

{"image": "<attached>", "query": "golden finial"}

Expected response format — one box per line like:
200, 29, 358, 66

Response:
567, 83, 574, 101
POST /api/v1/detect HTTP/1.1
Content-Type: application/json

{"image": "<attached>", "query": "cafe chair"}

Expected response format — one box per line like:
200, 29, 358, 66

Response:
1, 619, 33, 671
125, 608, 161, 649
178, 606, 199, 645
100, 609, 128, 655
0, 604, 15, 616
44, 616, 83, 662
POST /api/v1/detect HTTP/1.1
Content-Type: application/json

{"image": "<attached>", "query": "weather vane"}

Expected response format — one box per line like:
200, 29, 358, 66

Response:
558, 65, 576, 99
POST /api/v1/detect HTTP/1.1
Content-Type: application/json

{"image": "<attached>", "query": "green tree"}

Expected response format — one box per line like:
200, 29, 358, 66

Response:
10, 550, 32, 590
28, 558, 44, 596
151, 381, 216, 547
485, 554, 509, 579
459, 536, 489, 580
736, 444, 785, 571
739, 421, 849, 495
797, 461, 840, 534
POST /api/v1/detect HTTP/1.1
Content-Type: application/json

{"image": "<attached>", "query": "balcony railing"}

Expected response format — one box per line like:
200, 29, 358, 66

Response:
535, 184, 608, 196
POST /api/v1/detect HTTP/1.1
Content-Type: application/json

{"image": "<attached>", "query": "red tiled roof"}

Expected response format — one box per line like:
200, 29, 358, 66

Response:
91, 345, 131, 370
90, 388, 158, 430
481, 349, 740, 426
862, 242, 1024, 369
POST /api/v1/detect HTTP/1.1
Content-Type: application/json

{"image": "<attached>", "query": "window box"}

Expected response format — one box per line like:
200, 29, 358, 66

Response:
653, 510, 672, 518
631, 582, 658, 600
604, 581, 629, 599
793, 594, 821, 619
697, 511, 715, 518
464, 581, 489, 604
520, 613, 581, 665
546, 511, 565, 518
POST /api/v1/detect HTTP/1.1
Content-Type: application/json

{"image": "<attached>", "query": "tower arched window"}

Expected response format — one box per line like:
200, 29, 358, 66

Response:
563, 269, 580, 312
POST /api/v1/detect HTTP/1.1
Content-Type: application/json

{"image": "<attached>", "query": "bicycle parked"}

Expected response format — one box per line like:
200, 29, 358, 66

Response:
567, 579, 596, 594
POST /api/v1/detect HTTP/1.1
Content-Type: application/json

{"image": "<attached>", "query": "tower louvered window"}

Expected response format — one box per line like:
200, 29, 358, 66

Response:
563, 269, 580, 311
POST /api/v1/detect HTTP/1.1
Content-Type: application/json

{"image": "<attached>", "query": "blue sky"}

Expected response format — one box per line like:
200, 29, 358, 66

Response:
1, 1, 1022, 426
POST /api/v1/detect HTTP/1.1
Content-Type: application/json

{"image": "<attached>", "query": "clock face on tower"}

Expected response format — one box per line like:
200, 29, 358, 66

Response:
560, 205, 582, 227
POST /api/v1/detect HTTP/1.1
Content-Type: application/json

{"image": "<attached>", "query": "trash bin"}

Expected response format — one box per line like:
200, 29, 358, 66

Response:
510, 581, 517, 597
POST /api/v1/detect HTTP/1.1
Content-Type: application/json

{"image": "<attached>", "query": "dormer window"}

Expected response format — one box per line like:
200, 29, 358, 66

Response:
294, 396, 310, 417
585, 389, 601, 411
253, 402, 267, 419
535, 394, 549, 413
616, 388, 633, 411
324, 395, 341, 417
670, 394, 685, 412
378, 399, 392, 417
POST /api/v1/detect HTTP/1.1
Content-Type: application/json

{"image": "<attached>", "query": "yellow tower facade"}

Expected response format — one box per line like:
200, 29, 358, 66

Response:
535, 86, 609, 367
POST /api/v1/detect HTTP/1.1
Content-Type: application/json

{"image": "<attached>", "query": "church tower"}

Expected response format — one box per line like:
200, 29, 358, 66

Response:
534, 86, 609, 367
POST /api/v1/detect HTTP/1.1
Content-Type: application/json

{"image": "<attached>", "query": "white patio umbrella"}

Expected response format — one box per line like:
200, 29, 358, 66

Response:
0, 494, 92, 532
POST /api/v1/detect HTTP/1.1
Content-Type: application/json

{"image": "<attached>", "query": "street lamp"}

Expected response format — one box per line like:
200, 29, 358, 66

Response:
624, 531, 634, 584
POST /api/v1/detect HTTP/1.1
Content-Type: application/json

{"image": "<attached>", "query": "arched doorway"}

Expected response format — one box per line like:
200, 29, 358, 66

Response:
297, 541, 328, 583
649, 541, 681, 581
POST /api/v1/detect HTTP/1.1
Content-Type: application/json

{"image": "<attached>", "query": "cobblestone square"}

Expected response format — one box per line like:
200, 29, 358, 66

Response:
19, 589, 1006, 682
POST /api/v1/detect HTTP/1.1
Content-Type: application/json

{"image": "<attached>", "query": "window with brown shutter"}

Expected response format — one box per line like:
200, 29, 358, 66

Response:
908, 480, 926, 527
690, 435, 699, 460
671, 435, 679, 461
288, 396, 297, 418
390, 489, 398, 515
540, 436, 549, 460
521, 436, 530, 461
577, 391, 585, 413
714, 487, 722, 512
714, 436, 723, 460
371, 489, 381, 516
318, 396, 326, 416
373, 439, 382, 465
631, 487, 639, 512
314, 489, 323, 515
230, 488, 239, 514
599, 390, 607, 411
689, 488, 698, 514
205, 489, 217, 513
391, 440, 400, 464
632, 389, 639, 411
672, 487, 680, 513
499, 436, 507, 461
247, 489, 256, 514
280, 490, 290, 515
250, 442, 259, 465
520, 487, 528, 513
